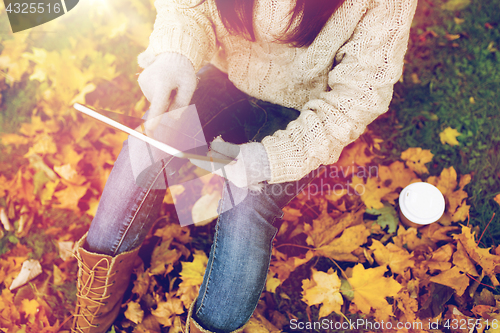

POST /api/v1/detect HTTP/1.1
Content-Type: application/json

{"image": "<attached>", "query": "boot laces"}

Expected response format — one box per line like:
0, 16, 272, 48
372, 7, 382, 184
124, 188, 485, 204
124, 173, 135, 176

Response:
72, 252, 118, 331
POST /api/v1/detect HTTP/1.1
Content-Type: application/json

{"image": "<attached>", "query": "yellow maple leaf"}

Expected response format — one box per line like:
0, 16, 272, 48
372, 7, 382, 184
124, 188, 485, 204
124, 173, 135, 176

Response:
439, 127, 461, 146
316, 224, 370, 262
351, 176, 392, 210
369, 239, 414, 276
302, 268, 343, 318
493, 193, 500, 207
304, 209, 364, 249
177, 250, 208, 308
348, 264, 402, 321
348, 264, 402, 320
21, 298, 39, 317
400, 148, 434, 175
377, 161, 420, 191
427, 166, 458, 197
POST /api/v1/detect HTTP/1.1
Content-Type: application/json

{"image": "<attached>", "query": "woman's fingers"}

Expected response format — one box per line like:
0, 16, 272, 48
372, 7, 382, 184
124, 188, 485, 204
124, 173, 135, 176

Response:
169, 76, 197, 111
145, 86, 175, 135
210, 141, 241, 159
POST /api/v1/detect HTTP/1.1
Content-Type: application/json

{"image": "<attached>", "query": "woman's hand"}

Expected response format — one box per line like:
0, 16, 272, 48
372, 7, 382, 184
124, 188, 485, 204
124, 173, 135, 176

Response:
190, 137, 272, 192
138, 52, 197, 136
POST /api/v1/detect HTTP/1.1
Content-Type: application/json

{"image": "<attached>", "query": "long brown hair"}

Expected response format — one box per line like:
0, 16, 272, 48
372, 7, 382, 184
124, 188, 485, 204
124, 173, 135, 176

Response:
195, 0, 346, 47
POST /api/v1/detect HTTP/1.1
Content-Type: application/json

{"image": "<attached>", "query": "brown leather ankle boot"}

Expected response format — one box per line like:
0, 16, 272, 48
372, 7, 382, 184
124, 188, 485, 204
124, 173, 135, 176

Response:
71, 233, 140, 333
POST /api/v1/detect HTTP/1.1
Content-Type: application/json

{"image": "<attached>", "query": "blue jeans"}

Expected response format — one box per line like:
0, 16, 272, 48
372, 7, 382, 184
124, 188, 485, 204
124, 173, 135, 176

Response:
86, 65, 318, 332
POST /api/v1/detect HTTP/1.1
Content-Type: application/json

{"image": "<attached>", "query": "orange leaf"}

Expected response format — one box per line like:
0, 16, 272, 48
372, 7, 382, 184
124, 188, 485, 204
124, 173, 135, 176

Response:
429, 266, 469, 296
53, 182, 88, 211
453, 226, 500, 286
494, 193, 500, 207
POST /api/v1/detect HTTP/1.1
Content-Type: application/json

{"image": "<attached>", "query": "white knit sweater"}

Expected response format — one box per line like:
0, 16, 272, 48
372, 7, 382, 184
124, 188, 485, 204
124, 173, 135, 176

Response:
138, 0, 418, 184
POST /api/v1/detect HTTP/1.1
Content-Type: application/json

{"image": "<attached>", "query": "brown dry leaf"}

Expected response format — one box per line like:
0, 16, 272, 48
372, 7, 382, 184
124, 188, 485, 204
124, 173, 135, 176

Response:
268, 250, 314, 287
132, 263, 150, 299
453, 239, 479, 276
348, 264, 402, 321
419, 224, 459, 244
150, 239, 182, 276
426, 243, 455, 273
151, 293, 184, 327
301, 268, 343, 318
400, 148, 434, 175
154, 222, 191, 244
453, 225, 500, 286
303, 209, 363, 249
370, 239, 414, 276
0, 288, 22, 329
316, 224, 370, 262
395, 289, 419, 324
124, 301, 144, 324
351, 176, 392, 210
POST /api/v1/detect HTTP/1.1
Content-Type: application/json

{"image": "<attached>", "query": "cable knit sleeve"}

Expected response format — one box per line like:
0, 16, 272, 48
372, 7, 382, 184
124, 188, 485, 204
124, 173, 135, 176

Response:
137, 0, 218, 72
261, 0, 418, 184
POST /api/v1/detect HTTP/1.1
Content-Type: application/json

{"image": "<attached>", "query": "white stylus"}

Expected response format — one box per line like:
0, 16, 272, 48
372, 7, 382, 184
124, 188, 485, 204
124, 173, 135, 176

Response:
73, 103, 233, 164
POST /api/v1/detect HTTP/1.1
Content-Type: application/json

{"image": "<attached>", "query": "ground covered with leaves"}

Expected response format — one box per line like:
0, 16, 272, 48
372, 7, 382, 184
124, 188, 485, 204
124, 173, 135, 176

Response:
0, 0, 499, 332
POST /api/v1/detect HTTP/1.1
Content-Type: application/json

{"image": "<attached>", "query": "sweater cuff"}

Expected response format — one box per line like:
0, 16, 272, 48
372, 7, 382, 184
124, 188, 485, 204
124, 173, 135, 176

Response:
147, 26, 207, 73
261, 135, 343, 184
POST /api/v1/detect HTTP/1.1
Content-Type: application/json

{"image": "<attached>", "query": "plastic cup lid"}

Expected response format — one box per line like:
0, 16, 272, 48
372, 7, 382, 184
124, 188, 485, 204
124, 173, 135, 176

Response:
399, 182, 445, 225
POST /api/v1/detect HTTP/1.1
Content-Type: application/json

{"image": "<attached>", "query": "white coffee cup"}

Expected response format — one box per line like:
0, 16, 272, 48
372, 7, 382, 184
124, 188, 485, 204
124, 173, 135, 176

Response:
398, 182, 445, 228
